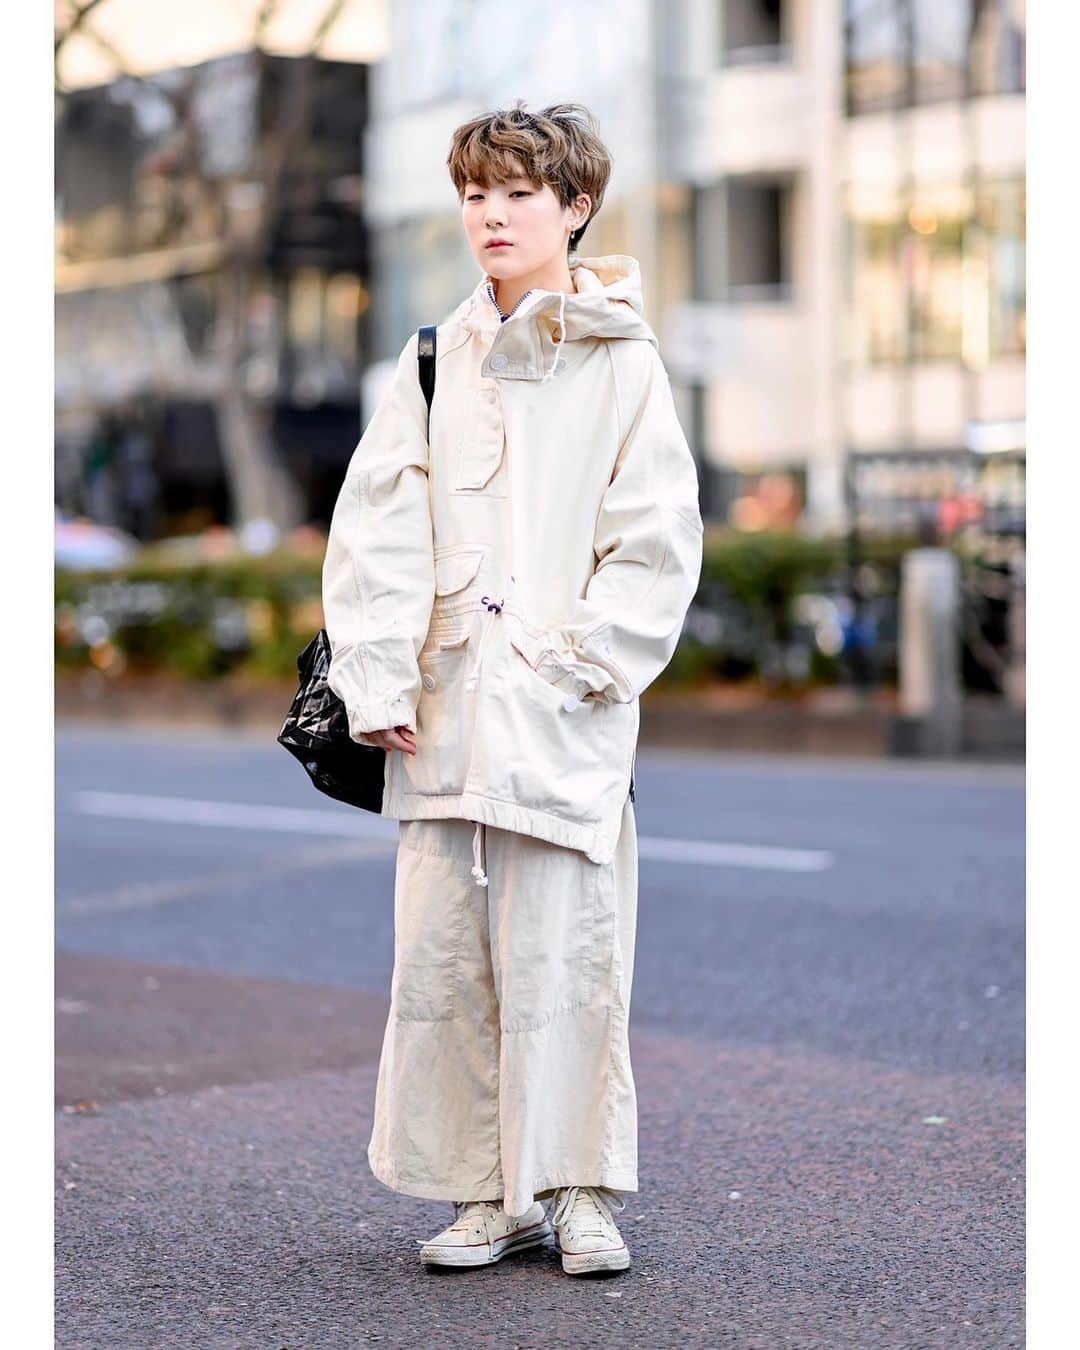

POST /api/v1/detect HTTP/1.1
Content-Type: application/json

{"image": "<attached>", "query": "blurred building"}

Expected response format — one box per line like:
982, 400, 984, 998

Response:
55, 51, 372, 535
365, 0, 1024, 541
660, 0, 1024, 537
360, 1, 666, 351
657, 0, 846, 530
54, 1, 1024, 546
840, 0, 1025, 549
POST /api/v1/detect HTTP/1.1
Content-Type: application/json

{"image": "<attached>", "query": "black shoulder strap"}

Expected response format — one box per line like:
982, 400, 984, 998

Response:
417, 325, 437, 434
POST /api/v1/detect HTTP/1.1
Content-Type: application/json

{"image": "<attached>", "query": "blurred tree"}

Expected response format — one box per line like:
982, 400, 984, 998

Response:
54, 0, 351, 533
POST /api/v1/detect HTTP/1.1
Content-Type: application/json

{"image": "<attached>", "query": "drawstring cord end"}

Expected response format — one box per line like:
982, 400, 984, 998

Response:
471, 821, 489, 887
540, 290, 567, 383
464, 593, 504, 690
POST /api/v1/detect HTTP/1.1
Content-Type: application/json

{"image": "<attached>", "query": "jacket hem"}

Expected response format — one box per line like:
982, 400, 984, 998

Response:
381, 788, 620, 865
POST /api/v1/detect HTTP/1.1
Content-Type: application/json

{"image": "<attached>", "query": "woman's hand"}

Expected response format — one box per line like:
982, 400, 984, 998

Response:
366, 726, 417, 755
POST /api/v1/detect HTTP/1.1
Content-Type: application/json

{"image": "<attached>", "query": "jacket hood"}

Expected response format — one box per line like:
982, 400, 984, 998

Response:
452, 253, 658, 352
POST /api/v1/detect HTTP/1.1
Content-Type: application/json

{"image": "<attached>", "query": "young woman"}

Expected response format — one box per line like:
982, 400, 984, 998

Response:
321, 101, 704, 1275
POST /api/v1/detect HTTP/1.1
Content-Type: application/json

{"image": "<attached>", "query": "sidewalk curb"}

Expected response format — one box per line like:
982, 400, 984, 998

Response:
56, 671, 897, 757
55, 672, 1023, 761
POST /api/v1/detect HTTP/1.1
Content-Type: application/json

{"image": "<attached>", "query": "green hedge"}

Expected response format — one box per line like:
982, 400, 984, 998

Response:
55, 550, 326, 682
53, 529, 934, 688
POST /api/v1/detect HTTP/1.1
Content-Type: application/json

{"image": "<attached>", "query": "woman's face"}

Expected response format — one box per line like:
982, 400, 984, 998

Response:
462, 166, 589, 278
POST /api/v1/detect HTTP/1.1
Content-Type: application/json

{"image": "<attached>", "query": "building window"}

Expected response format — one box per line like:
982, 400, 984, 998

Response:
904, 185, 969, 361
845, 0, 908, 113
719, 0, 789, 67
696, 177, 793, 303
846, 0, 1026, 111
724, 467, 806, 530
970, 179, 1026, 360
286, 268, 325, 353
847, 188, 906, 364
281, 268, 366, 402
324, 273, 364, 371
912, 0, 973, 103
970, 0, 1026, 96
846, 178, 1025, 368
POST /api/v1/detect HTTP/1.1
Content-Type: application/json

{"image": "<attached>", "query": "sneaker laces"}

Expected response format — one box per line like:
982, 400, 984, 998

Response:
550, 1185, 626, 1237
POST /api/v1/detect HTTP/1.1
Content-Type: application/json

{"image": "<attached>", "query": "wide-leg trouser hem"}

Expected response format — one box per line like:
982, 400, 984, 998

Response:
367, 1146, 638, 1208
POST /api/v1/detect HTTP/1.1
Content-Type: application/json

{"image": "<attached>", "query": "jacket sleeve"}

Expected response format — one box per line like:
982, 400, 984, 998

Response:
517, 340, 705, 704
321, 330, 436, 743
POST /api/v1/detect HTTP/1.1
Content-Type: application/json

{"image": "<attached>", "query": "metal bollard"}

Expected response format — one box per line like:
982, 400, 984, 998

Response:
895, 548, 962, 757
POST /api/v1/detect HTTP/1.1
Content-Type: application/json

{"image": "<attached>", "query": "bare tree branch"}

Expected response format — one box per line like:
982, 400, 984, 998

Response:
243, 0, 347, 258
309, 0, 348, 54
253, 0, 282, 49
54, 0, 348, 531
55, 0, 117, 91
56, 23, 128, 94
54, 0, 111, 56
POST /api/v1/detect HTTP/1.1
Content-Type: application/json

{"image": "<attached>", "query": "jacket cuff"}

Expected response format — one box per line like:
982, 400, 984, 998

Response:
511, 623, 613, 703
345, 694, 418, 740
535, 652, 603, 703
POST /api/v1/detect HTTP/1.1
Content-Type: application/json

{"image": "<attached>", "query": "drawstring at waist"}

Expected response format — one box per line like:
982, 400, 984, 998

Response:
464, 572, 516, 693
470, 821, 488, 887
465, 571, 511, 883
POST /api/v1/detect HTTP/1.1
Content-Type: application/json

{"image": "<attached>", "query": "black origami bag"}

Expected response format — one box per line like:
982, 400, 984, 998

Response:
277, 325, 438, 812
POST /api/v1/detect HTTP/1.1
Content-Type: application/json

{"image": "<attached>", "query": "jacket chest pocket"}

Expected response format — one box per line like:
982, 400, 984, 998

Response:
428, 543, 486, 624
452, 387, 507, 497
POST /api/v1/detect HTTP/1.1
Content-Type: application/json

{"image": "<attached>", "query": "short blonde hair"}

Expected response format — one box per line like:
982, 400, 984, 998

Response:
447, 100, 612, 253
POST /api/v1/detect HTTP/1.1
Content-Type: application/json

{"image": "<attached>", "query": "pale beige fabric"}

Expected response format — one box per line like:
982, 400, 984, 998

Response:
321, 254, 703, 866
367, 796, 639, 1219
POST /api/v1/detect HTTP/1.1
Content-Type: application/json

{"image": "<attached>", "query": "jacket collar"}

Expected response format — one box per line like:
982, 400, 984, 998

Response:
449, 253, 658, 381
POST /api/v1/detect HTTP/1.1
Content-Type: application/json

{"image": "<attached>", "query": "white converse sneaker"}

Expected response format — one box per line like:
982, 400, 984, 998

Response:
550, 1185, 630, 1274
417, 1199, 552, 1268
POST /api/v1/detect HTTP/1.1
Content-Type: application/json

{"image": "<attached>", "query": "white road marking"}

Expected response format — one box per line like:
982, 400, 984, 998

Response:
60, 839, 397, 917
73, 791, 397, 839
71, 790, 834, 873
637, 837, 832, 872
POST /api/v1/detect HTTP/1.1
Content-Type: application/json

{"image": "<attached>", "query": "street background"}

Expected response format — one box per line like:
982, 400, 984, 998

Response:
53, 0, 1026, 758
52, 2, 1027, 1346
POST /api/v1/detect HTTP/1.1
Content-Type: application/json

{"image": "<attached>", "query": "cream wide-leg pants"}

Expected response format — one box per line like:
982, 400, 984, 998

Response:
366, 796, 639, 1219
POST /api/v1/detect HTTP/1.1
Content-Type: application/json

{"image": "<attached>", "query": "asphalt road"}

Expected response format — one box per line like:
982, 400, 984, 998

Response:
54, 723, 1024, 1349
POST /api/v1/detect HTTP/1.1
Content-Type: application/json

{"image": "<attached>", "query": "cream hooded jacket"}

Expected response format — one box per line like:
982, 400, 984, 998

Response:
321, 254, 704, 866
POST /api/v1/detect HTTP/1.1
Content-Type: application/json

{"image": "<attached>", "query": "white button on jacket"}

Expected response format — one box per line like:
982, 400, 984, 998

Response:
321, 254, 705, 865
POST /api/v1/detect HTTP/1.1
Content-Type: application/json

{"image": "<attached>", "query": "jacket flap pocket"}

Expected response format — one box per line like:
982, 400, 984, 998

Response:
434, 546, 485, 596
509, 624, 596, 703
455, 388, 506, 491
508, 625, 547, 670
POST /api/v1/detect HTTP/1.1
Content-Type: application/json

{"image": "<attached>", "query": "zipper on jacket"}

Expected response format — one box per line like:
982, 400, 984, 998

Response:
486, 280, 535, 322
